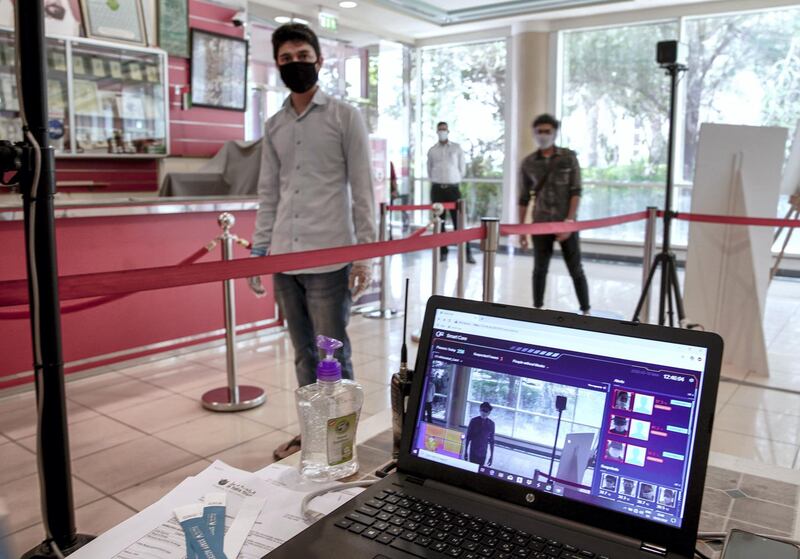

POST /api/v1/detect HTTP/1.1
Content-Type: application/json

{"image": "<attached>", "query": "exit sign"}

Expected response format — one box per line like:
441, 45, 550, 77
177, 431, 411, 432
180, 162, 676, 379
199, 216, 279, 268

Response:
319, 12, 338, 31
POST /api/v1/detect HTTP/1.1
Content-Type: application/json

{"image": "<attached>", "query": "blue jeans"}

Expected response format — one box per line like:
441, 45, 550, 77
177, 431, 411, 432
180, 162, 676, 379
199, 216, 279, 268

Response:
273, 265, 353, 387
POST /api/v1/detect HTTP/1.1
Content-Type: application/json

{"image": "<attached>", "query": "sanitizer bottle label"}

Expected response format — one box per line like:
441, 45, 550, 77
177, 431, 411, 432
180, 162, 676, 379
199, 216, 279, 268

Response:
327, 413, 356, 466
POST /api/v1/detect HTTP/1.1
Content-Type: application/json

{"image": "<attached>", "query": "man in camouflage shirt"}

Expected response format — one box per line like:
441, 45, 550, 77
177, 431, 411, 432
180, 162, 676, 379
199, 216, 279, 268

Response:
518, 114, 590, 314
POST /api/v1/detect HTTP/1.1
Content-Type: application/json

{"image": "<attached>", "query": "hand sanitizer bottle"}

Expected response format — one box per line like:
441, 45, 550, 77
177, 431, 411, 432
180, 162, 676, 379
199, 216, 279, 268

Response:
296, 335, 364, 481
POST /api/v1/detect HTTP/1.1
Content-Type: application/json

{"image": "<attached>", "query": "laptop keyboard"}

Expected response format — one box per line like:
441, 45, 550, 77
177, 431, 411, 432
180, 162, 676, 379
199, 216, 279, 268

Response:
333, 488, 612, 559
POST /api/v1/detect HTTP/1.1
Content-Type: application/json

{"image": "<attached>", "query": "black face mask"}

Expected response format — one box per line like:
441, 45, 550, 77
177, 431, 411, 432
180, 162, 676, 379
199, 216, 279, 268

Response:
279, 62, 319, 93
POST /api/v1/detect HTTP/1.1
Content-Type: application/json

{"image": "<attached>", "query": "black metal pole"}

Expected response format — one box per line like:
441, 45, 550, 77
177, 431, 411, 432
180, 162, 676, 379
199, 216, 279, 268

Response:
659, 65, 681, 326
661, 65, 681, 254
547, 408, 564, 482
16, 2, 90, 557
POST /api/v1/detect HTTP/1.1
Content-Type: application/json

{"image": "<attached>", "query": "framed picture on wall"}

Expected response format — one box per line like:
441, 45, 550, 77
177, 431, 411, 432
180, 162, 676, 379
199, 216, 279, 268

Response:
145, 64, 159, 82
44, 0, 84, 37
80, 0, 147, 46
127, 61, 144, 81
190, 29, 248, 111
141, 0, 157, 46
157, 0, 189, 57
73, 54, 87, 75
109, 59, 123, 78
50, 50, 67, 72
91, 57, 106, 77
0, 1, 12, 29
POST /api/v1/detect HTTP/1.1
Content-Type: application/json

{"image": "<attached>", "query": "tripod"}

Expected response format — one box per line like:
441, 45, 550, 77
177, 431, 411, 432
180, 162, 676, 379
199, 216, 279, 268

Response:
632, 61, 687, 327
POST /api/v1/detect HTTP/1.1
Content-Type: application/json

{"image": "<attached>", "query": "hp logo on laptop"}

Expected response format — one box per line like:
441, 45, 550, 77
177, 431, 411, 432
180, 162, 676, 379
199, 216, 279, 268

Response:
525, 493, 536, 503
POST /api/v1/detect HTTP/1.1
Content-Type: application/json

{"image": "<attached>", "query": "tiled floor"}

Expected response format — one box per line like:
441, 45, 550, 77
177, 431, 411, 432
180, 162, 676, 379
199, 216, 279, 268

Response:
0, 249, 799, 555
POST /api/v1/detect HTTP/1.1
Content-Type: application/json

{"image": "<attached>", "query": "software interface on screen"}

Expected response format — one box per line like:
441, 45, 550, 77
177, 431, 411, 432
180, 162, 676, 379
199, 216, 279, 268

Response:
410, 309, 708, 528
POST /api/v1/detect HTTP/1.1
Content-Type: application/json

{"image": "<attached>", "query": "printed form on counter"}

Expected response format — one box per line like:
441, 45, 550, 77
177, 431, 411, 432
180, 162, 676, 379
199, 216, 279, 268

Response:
69, 461, 366, 559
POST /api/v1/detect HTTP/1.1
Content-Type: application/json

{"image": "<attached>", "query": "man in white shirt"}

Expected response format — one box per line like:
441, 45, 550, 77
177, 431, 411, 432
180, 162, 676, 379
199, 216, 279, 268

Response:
427, 122, 475, 263
248, 23, 376, 459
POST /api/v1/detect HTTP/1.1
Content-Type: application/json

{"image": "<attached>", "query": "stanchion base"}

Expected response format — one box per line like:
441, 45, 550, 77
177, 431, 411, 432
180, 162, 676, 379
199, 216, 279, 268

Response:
22, 533, 95, 558
201, 385, 266, 412
411, 329, 421, 343
364, 309, 404, 320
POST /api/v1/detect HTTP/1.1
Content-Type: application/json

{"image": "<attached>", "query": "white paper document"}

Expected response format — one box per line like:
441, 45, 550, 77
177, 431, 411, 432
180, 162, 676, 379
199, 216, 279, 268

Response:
70, 461, 365, 559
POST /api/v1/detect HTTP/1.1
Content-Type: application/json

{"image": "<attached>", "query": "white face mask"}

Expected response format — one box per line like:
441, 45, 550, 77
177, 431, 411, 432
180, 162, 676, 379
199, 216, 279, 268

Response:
534, 132, 555, 150
437, 130, 449, 142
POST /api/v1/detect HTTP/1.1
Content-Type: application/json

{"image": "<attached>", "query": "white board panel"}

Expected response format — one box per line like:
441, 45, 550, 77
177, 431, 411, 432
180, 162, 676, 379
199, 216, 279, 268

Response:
684, 123, 787, 376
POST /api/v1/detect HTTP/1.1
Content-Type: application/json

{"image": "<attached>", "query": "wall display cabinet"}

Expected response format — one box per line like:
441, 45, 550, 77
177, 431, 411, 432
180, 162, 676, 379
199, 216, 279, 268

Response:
0, 28, 169, 157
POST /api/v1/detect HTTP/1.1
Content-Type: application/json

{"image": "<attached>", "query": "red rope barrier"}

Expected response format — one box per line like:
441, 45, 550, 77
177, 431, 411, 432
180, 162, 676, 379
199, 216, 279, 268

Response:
387, 202, 456, 212
499, 211, 649, 236
675, 212, 800, 228
3, 207, 793, 320
0, 245, 214, 319
407, 226, 431, 239
0, 228, 485, 307
7, 209, 737, 311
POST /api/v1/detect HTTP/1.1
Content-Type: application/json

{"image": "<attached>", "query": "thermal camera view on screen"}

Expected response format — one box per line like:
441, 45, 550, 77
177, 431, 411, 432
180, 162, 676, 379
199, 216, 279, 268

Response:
411, 309, 707, 528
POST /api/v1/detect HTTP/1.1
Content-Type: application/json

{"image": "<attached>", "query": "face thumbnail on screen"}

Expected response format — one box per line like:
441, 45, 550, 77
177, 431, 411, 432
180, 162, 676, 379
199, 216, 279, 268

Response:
411, 309, 707, 528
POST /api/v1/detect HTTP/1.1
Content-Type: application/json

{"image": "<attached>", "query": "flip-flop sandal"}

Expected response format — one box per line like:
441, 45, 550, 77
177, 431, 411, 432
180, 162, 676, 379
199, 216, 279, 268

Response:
273, 434, 302, 461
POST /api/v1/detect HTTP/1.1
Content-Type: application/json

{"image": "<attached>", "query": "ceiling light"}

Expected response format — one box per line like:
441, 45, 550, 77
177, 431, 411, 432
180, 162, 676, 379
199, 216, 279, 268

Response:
339, 1, 358, 8
275, 16, 291, 23
293, 17, 310, 24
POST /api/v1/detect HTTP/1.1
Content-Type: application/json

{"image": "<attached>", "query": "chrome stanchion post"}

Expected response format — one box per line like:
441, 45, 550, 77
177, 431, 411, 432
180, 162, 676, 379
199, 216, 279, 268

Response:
412, 204, 444, 343
202, 213, 266, 412
366, 203, 402, 320
378, 202, 388, 315
481, 217, 499, 303
456, 199, 466, 299
431, 203, 444, 297
640, 206, 658, 323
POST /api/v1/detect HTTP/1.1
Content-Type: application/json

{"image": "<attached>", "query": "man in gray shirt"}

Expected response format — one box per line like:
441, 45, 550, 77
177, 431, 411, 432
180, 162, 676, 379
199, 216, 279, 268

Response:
518, 114, 590, 314
427, 122, 475, 263
248, 24, 376, 459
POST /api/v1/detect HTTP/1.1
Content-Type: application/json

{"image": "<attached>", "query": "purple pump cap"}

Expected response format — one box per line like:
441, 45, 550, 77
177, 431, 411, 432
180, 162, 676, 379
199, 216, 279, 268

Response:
316, 335, 343, 381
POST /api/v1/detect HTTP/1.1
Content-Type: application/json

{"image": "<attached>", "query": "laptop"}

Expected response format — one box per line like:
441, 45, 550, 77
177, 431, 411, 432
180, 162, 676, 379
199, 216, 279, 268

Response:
268, 296, 723, 559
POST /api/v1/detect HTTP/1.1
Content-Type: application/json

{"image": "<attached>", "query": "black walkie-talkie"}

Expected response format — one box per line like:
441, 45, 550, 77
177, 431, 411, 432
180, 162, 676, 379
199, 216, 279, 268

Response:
390, 278, 412, 460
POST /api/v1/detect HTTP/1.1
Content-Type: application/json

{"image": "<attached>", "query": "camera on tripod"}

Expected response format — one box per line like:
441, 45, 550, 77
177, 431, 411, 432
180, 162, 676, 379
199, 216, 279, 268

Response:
656, 40, 688, 68
632, 40, 690, 327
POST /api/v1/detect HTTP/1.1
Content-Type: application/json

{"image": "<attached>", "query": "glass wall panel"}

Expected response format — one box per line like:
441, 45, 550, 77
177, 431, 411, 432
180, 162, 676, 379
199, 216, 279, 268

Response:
682, 8, 800, 182
560, 21, 680, 243
415, 40, 507, 226
682, 8, 800, 254
560, 9, 800, 254
372, 41, 412, 230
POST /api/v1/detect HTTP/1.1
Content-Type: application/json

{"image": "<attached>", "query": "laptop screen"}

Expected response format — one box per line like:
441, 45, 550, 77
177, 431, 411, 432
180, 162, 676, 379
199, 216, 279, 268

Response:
410, 308, 708, 529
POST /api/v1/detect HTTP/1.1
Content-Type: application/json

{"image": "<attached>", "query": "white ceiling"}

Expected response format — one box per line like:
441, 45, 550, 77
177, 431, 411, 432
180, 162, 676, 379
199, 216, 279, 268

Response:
245, 0, 795, 45
365, 0, 635, 26
426, 0, 521, 9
